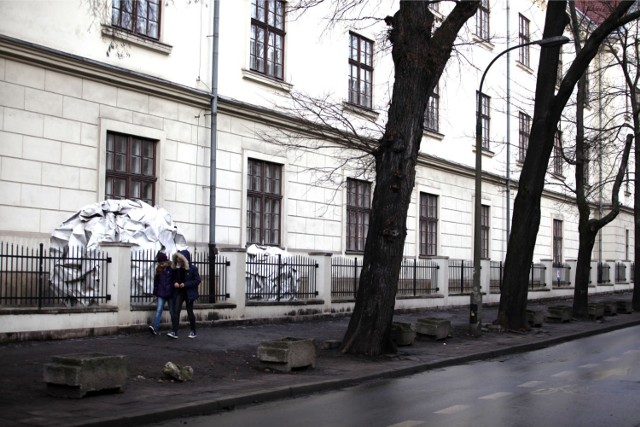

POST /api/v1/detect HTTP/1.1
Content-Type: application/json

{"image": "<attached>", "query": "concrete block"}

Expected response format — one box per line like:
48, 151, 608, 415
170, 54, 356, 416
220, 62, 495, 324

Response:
416, 317, 451, 340
391, 322, 416, 346
547, 305, 572, 322
43, 353, 127, 398
588, 302, 604, 319
257, 337, 316, 372
603, 301, 617, 316
526, 309, 545, 327
616, 300, 633, 314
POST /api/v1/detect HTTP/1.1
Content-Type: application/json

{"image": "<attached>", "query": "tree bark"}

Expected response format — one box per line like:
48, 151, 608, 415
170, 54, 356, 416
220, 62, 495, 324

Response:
341, 0, 479, 356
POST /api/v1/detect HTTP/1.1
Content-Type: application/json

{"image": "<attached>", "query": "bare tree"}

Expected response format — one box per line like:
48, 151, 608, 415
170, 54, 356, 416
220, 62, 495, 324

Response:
498, 1, 640, 330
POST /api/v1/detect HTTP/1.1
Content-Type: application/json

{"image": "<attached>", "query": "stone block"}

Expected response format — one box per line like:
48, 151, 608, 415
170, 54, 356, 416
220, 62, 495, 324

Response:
416, 317, 451, 340
547, 305, 572, 322
526, 309, 545, 327
43, 353, 127, 398
588, 302, 604, 319
616, 300, 633, 314
257, 337, 316, 372
391, 322, 416, 346
603, 301, 617, 316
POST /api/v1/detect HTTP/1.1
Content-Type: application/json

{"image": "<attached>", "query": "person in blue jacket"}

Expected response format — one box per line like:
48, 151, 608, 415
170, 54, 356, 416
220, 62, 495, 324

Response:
149, 251, 174, 335
167, 249, 200, 339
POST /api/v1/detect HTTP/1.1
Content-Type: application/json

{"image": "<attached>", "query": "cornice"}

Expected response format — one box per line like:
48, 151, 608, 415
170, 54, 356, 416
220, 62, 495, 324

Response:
0, 34, 210, 108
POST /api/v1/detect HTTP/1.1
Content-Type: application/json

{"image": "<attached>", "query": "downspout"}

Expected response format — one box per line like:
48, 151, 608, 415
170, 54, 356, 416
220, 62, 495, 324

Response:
209, 0, 220, 300
505, 0, 511, 248
598, 54, 603, 265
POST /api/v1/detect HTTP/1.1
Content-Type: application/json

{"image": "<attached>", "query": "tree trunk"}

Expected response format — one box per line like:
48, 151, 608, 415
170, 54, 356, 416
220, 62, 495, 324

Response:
341, 0, 479, 356
573, 225, 597, 318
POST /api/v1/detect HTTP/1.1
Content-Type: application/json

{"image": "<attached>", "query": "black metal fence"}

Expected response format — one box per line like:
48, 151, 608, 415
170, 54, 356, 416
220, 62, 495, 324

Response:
0, 242, 111, 308
490, 261, 547, 293
615, 262, 627, 283
246, 253, 318, 301
490, 261, 503, 294
529, 263, 546, 290
397, 258, 439, 297
331, 257, 362, 300
130, 249, 230, 305
552, 263, 571, 288
597, 262, 611, 284
448, 259, 473, 295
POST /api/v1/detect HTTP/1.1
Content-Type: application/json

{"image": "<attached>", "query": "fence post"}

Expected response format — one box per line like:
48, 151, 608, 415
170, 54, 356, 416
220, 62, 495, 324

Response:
99, 243, 134, 325
310, 252, 332, 311
38, 243, 44, 310
219, 248, 247, 316
353, 257, 359, 298
540, 259, 553, 290
480, 259, 491, 296
427, 256, 448, 300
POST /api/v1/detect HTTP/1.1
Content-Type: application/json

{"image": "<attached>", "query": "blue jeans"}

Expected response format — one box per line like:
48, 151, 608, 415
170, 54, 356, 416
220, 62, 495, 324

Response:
152, 296, 175, 331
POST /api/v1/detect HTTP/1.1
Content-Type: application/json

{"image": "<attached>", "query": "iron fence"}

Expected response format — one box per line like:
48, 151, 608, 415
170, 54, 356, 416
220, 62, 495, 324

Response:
490, 261, 503, 294
597, 262, 611, 284
448, 259, 473, 295
0, 242, 110, 308
130, 249, 230, 305
397, 258, 439, 297
615, 262, 627, 283
529, 263, 546, 290
331, 257, 361, 300
246, 253, 318, 301
552, 263, 571, 288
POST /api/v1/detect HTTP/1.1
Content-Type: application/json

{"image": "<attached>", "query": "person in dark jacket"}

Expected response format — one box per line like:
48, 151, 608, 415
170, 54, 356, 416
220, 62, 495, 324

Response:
149, 251, 174, 335
167, 249, 200, 339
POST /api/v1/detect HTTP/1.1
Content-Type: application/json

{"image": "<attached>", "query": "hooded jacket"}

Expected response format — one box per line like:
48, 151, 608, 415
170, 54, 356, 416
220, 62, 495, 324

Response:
171, 249, 201, 302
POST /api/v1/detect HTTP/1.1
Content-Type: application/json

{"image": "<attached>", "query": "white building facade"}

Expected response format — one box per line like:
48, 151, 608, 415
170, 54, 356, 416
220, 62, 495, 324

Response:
0, 1, 634, 279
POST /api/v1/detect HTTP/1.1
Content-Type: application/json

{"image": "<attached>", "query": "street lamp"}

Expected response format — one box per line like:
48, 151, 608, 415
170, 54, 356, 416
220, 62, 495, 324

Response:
471, 35, 570, 333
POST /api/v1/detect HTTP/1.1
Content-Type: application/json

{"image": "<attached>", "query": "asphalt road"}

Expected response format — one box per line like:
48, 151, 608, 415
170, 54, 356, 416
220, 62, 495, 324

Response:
155, 325, 640, 427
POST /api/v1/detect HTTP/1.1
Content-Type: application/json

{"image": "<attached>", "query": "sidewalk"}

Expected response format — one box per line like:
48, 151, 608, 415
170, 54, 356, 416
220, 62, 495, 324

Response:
2, 293, 639, 427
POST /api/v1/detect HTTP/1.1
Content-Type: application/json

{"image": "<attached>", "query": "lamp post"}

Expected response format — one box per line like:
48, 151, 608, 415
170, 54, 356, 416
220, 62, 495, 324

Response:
471, 35, 570, 333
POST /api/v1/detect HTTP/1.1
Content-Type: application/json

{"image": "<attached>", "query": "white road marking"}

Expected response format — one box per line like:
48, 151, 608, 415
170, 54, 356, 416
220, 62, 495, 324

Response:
578, 363, 599, 369
604, 357, 621, 362
386, 421, 424, 427
435, 404, 470, 414
479, 391, 512, 400
518, 380, 545, 388
551, 370, 574, 378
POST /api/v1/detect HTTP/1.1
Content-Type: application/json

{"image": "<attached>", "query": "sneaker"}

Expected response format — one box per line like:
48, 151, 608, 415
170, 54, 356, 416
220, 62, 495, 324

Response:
148, 325, 157, 336
167, 332, 178, 339
188, 331, 197, 339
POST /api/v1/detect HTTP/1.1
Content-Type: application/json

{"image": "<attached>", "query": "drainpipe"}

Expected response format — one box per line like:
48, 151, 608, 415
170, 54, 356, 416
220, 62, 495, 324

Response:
209, 0, 220, 300
598, 55, 603, 265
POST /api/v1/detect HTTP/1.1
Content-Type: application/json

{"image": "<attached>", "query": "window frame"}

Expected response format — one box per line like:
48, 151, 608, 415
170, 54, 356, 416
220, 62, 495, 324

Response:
346, 178, 372, 253
250, 0, 286, 81
553, 129, 563, 176
424, 84, 440, 133
246, 158, 283, 246
348, 32, 374, 109
553, 219, 563, 265
518, 112, 531, 162
481, 205, 490, 259
419, 193, 438, 256
105, 131, 157, 205
477, 92, 491, 150
476, 0, 490, 41
111, 0, 161, 41
518, 14, 531, 67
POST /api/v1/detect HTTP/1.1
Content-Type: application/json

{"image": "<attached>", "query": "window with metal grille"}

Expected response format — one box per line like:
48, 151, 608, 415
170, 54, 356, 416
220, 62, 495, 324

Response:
106, 132, 157, 205
348, 32, 373, 109
347, 178, 371, 252
111, 0, 160, 40
477, 92, 490, 150
553, 219, 563, 265
476, 0, 490, 40
247, 158, 282, 246
419, 193, 438, 256
250, 0, 285, 80
518, 112, 531, 162
481, 205, 490, 259
553, 129, 563, 176
518, 14, 530, 67
424, 84, 439, 132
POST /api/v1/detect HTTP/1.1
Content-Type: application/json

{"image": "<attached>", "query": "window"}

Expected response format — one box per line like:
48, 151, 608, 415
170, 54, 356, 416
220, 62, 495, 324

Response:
518, 112, 531, 162
553, 129, 563, 176
419, 193, 438, 256
349, 33, 374, 109
424, 84, 439, 132
481, 205, 490, 259
106, 132, 157, 205
347, 178, 371, 252
626, 229, 630, 260
477, 92, 491, 149
553, 219, 563, 265
584, 68, 590, 106
250, 0, 285, 80
518, 14, 530, 67
247, 159, 282, 246
476, 0, 490, 40
557, 48, 564, 87
583, 144, 590, 186
111, 0, 160, 40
